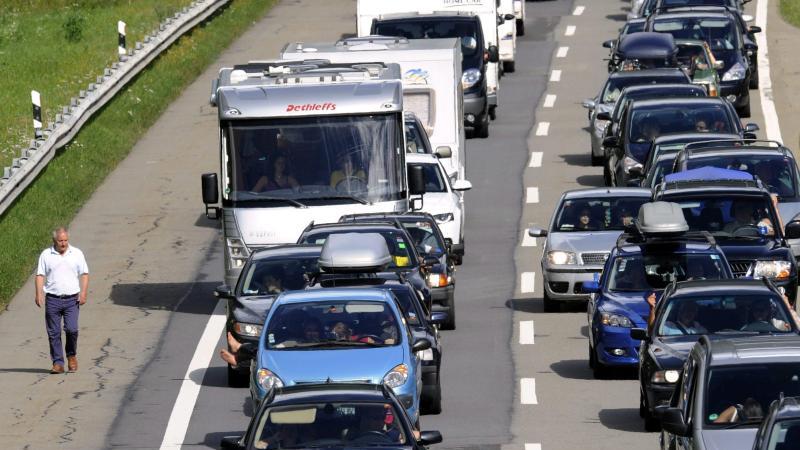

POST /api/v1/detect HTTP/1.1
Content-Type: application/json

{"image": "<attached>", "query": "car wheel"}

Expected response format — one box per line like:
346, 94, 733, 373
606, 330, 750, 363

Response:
421, 371, 443, 415
503, 60, 516, 73
489, 106, 497, 121
639, 392, 647, 418
750, 66, 759, 89
516, 19, 525, 36
641, 392, 661, 431
474, 114, 490, 139
737, 99, 751, 118
442, 303, 456, 330
589, 343, 597, 369
227, 364, 249, 388
590, 345, 607, 379
543, 290, 560, 312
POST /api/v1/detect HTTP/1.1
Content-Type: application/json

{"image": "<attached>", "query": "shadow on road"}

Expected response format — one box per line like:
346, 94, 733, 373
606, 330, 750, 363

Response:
190, 366, 230, 389
598, 408, 650, 433
576, 174, 605, 187
580, 325, 589, 338
550, 359, 594, 380
109, 281, 218, 314
194, 213, 220, 229
560, 153, 592, 167
505, 297, 543, 314
0, 367, 52, 374
606, 13, 628, 22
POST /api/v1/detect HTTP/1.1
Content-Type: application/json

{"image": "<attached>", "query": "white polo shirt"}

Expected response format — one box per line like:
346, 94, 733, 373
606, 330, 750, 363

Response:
36, 245, 89, 296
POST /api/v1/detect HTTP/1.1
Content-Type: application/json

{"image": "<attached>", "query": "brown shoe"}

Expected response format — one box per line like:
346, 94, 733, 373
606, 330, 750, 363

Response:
51, 363, 65, 374
67, 356, 78, 372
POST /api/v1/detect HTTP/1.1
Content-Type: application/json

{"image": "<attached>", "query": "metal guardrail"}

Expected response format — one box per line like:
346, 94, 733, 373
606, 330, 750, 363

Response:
0, 0, 231, 216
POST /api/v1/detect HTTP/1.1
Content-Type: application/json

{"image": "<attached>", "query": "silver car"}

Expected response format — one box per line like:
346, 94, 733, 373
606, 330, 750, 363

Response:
528, 188, 651, 312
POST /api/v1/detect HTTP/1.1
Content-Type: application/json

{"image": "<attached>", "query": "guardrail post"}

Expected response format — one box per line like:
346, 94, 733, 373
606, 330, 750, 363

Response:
31, 90, 43, 140
118, 20, 127, 61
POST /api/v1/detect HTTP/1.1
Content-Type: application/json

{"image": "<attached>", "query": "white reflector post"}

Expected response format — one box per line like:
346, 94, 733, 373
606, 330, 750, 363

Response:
31, 90, 43, 139
118, 21, 127, 57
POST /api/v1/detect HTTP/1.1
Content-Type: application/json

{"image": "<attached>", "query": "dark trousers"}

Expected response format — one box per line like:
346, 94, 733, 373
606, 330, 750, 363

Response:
45, 295, 80, 365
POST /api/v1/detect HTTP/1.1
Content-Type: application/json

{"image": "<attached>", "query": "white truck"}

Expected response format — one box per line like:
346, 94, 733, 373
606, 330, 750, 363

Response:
280, 36, 467, 182
201, 60, 426, 286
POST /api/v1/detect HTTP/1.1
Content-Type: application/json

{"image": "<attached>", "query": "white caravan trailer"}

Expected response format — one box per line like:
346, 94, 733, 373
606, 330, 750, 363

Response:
281, 36, 467, 181
497, 0, 518, 73
357, 0, 503, 121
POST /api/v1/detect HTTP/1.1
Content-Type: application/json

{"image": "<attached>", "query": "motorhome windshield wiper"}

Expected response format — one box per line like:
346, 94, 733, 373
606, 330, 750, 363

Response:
301, 195, 370, 205
253, 196, 307, 208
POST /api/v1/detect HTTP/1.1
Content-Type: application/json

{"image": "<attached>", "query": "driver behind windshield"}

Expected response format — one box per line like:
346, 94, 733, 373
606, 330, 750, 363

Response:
330, 153, 366, 190
722, 201, 774, 236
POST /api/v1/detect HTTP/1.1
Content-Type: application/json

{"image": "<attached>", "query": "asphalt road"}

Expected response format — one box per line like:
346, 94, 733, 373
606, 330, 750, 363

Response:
0, 0, 784, 449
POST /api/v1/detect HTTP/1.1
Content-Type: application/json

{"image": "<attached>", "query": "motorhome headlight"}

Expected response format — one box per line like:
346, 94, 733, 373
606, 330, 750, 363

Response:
752, 260, 792, 280
600, 312, 634, 328
547, 251, 577, 265
233, 322, 262, 337
623, 156, 643, 175
462, 69, 482, 90
257, 368, 284, 391
434, 213, 454, 223
226, 238, 249, 269
652, 370, 681, 384
383, 364, 409, 388
722, 62, 746, 81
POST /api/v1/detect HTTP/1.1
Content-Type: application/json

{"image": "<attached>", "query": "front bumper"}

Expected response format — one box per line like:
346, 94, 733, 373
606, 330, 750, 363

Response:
720, 79, 749, 108
393, 379, 420, 422
542, 266, 603, 301
593, 324, 640, 367
463, 90, 488, 125
644, 382, 677, 413
431, 284, 455, 308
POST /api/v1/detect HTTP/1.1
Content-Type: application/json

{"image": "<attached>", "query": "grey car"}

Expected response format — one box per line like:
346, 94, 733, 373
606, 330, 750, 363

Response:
528, 188, 651, 312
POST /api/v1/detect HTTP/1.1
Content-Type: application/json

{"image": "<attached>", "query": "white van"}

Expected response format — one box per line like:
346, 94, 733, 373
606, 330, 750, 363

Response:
281, 36, 467, 181
498, 0, 518, 73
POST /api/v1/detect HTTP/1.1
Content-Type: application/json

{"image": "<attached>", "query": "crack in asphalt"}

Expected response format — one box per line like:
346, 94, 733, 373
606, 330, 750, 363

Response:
58, 416, 77, 443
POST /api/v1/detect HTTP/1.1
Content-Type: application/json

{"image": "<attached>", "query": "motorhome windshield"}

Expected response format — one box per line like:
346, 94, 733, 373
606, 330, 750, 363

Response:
373, 18, 482, 66
224, 114, 404, 205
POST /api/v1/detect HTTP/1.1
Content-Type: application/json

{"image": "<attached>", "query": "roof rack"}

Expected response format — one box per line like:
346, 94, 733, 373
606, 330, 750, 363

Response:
616, 230, 717, 250
653, 4, 735, 15
335, 35, 409, 46
681, 139, 787, 156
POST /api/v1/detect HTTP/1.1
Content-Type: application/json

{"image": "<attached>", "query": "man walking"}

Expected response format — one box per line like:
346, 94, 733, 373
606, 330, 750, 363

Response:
35, 227, 89, 374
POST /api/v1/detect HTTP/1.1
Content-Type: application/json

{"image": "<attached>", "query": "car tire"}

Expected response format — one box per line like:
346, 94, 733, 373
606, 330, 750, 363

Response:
227, 364, 249, 388
421, 371, 443, 415
589, 343, 597, 369
543, 290, 560, 312
503, 61, 516, 73
474, 114, 490, 139
442, 303, 456, 331
750, 66, 759, 89
641, 392, 661, 431
737, 99, 751, 118
516, 19, 525, 36
489, 105, 497, 121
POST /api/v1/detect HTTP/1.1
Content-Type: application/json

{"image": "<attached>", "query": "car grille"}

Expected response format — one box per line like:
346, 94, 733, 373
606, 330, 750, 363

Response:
581, 252, 609, 265
729, 261, 752, 278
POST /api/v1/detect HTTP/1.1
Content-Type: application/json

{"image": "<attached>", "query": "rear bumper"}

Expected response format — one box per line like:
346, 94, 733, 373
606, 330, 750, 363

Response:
432, 284, 455, 307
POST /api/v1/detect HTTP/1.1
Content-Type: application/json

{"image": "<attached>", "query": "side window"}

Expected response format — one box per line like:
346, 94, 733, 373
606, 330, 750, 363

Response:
676, 357, 696, 413
680, 357, 699, 422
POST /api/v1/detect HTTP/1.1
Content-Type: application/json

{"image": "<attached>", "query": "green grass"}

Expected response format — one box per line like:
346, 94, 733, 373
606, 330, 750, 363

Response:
0, 0, 277, 307
0, 0, 194, 169
781, 0, 800, 28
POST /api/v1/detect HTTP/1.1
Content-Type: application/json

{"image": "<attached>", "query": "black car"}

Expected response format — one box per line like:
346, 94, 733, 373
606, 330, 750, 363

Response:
214, 244, 321, 386
602, 18, 647, 72
297, 222, 433, 307
632, 278, 798, 431
220, 383, 443, 450
607, 32, 678, 73
752, 395, 800, 450
339, 213, 457, 329
653, 168, 800, 301
639, 132, 740, 189
646, 8, 757, 116
372, 12, 498, 138
659, 335, 800, 450
605, 97, 749, 187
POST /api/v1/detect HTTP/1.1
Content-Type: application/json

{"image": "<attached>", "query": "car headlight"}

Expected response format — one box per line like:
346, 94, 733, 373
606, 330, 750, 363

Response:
462, 68, 482, 90
383, 364, 409, 388
722, 62, 746, 81
623, 156, 643, 175
419, 348, 435, 361
434, 213, 454, 223
600, 312, 634, 328
427, 272, 451, 288
226, 238, 250, 269
547, 250, 577, 265
752, 260, 792, 280
257, 368, 284, 391
652, 369, 681, 384
233, 322, 262, 337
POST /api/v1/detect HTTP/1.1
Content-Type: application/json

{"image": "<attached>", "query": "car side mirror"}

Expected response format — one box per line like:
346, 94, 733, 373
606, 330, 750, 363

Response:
659, 407, 690, 437
630, 328, 648, 340
582, 98, 596, 109
220, 436, 245, 450
209, 79, 219, 107
214, 284, 234, 300
582, 281, 600, 293
744, 123, 760, 133
603, 136, 619, 148
602, 39, 614, 49
527, 227, 547, 237
785, 221, 800, 240
418, 430, 443, 445
409, 164, 426, 196
423, 255, 439, 268
596, 111, 611, 121
504, 13, 515, 21
749, 25, 762, 33
412, 338, 432, 353
434, 146, 452, 158
452, 179, 472, 191
627, 165, 643, 179
744, 42, 757, 51
444, 238, 453, 253
487, 45, 500, 63
429, 311, 449, 325
713, 60, 725, 70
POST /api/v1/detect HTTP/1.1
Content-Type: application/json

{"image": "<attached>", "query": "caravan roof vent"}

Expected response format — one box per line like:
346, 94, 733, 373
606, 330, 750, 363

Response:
319, 233, 392, 273
636, 201, 689, 236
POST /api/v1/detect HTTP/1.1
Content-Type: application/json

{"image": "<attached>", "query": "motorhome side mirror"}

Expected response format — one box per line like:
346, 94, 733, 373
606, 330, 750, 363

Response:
630, 328, 648, 341
602, 39, 614, 49
209, 79, 219, 107
418, 431, 443, 446
429, 311, 449, 325
412, 338, 432, 353
452, 180, 472, 191
527, 227, 547, 237
596, 111, 612, 121
214, 284, 233, 300
603, 136, 619, 148
408, 165, 426, 196
504, 13, 516, 21
410, 197, 424, 211
582, 281, 600, 293
749, 25, 762, 33
435, 146, 452, 158
202, 173, 219, 204
488, 45, 500, 63
659, 407, 690, 437
219, 436, 245, 450
785, 221, 800, 240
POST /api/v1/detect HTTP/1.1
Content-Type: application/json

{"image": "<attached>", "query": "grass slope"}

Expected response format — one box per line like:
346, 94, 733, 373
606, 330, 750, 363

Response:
782, 0, 800, 27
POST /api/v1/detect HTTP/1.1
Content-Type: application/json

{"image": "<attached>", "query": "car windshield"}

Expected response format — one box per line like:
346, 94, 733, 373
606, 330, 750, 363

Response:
401, 220, 446, 256
253, 402, 409, 448
671, 196, 779, 239
602, 75, 688, 103
628, 104, 734, 143
374, 19, 482, 58
767, 419, 800, 449
239, 257, 319, 296
686, 155, 797, 198
300, 229, 418, 269
266, 300, 401, 349
552, 197, 649, 232
653, 17, 740, 51
656, 294, 794, 336
409, 162, 447, 193
405, 121, 431, 154
705, 363, 800, 426
608, 252, 727, 291
225, 114, 403, 205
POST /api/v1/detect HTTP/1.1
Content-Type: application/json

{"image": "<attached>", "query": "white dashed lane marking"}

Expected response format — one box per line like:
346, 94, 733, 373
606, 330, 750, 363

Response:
525, 444, 543, 450
550, 69, 562, 82
543, 94, 556, 108
520, 320, 535, 345
535, 122, 549, 136
528, 152, 543, 168
556, 46, 569, 58
573, 5, 585, 15
521, 378, 539, 404
526, 187, 540, 204
565, 25, 576, 36
521, 272, 536, 294
521, 229, 537, 247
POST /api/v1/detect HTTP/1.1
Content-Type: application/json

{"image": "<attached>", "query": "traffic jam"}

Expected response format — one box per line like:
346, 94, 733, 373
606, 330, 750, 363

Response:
197, 0, 800, 449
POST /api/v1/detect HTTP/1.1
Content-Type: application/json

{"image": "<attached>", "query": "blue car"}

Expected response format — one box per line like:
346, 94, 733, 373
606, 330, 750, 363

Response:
585, 202, 733, 378
251, 288, 430, 423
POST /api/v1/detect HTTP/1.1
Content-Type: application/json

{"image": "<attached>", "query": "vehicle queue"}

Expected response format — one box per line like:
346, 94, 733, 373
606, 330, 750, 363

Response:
200, 0, 800, 448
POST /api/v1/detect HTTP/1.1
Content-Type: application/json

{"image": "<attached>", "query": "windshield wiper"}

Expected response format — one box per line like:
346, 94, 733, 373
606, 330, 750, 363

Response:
245, 196, 307, 208
303, 195, 369, 205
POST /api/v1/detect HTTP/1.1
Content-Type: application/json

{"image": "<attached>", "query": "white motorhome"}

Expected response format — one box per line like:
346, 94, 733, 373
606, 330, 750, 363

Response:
357, 0, 503, 123
497, 0, 518, 73
281, 36, 466, 181
201, 60, 425, 286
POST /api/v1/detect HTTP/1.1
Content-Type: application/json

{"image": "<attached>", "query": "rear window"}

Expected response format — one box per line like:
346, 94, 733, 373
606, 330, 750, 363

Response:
374, 19, 481, 57
602, 75, 689, 103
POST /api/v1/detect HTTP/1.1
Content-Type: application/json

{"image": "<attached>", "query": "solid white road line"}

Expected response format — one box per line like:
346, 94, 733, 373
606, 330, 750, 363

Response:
756, 0, 784, 142
565, 25, 576, 36
521, 229, 537, 247
159, 311, 227, 450
535, 122, 550, 136
525, 444, 543, 450
556, 46, 569, 58
550, 69, 562, 82
528, 152, 543, 168
520, 320, 535, 345
521, 378, 538, 404
573, 5, 585, 16
521, 272, 536, 294
526, 187, 540, 204
543, 94, 557, 108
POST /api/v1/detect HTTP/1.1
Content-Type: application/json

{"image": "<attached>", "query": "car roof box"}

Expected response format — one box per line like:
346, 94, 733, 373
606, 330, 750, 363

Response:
319, 233, 392, 273
636, 201, 689, 236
